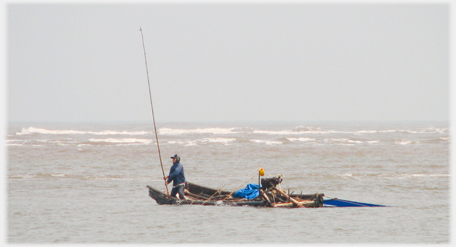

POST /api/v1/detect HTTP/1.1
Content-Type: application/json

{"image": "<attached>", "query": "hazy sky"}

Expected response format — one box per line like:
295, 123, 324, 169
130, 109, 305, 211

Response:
7, 4, 449, 123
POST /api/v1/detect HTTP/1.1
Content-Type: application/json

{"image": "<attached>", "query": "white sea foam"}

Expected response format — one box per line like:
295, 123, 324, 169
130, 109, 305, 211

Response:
15, 126, 448, 138
50, 173, 66, 177
167, 140, 186, 145
378, 127, 449, 134
396, 173, 450, 178
15, 127, 83, 135
92, 130, 149, 135
88, 138, 152, 144
253, 130, 298, 135
293, 126, 322, 132
158, 127, 236, 135
325, 138, 353, 144
254, 129, 356, 135
251, 139, 283, 145
9, 174, 36, 179
395, 140, 414, 145
201, 138, 236, 144
356, 130, 378, 134
7, 143, 23, 146
183, 141, 198, 146
168, 138, 236, 146
287, 137, 316, 142
16, 127, 149, 136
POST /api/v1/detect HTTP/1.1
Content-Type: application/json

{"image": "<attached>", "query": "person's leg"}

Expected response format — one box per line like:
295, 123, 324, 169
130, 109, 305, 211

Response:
170, 186, 178, 198
177, 185, 185, 200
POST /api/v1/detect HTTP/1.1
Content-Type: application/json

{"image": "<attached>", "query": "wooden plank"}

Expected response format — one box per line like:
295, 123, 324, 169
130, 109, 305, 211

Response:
274, 188, 303, 207
261, 191, 273, 207
273, 202, 294, 208
184, 189, 209, 200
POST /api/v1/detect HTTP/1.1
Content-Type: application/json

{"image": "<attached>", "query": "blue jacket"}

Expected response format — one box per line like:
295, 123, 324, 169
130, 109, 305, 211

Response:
167, 162, 186, 186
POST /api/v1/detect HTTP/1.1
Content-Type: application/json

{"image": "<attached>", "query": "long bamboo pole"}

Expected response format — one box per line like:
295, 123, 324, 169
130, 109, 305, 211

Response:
139, 27, 169, 196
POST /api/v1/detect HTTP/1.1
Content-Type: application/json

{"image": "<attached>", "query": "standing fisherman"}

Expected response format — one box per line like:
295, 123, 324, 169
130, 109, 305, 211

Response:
164, 154, 186, 199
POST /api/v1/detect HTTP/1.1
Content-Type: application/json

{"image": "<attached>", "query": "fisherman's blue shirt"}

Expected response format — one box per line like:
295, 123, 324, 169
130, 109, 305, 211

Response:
167, 162, 186, 186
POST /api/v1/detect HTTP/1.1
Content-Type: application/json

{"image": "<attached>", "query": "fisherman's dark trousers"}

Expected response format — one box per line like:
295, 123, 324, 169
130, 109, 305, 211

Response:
171, 184, 185, 199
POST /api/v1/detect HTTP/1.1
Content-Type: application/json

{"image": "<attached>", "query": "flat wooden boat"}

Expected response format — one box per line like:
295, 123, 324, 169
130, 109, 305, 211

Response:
146, 180, 324, 208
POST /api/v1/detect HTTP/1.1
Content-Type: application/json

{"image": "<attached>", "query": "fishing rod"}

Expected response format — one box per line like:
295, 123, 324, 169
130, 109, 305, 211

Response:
139, 27, 169, 196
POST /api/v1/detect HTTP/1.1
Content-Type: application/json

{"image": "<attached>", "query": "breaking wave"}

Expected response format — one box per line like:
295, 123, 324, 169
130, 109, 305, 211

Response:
15, 126, 449, 137
167, 138, 236, 146
287, 137, 316, 142
251, 139, 283, 145
16, 127, 149, 136
158, 127, 237, 135
9, 125, 449, 148
88, 138, 152, 145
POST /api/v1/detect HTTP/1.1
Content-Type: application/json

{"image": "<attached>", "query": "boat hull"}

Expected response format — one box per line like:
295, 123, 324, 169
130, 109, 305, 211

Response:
147, 182, 324, 208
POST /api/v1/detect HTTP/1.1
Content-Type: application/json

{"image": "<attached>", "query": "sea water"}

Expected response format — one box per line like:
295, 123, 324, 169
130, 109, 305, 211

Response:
6, 121, 450, 243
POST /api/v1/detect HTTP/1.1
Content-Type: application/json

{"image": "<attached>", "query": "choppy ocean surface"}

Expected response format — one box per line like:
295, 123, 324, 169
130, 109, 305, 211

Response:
7, 121, 450, 243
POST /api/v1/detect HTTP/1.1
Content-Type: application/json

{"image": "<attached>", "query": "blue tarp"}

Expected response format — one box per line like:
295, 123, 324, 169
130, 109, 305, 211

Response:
323, 198, 387, 207
233, 183, 261, 199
